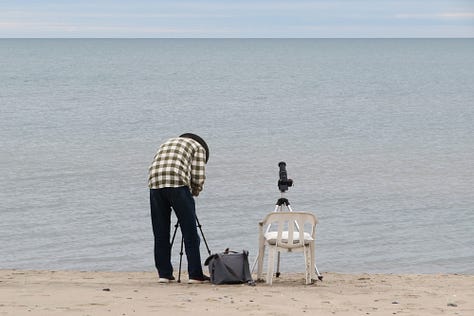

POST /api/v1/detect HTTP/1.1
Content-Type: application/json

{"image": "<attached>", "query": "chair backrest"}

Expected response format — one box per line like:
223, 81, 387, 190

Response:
260, 211, 318, 249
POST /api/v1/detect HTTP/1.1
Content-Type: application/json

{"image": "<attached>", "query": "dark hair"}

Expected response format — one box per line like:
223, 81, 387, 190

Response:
179, 133, 209, 163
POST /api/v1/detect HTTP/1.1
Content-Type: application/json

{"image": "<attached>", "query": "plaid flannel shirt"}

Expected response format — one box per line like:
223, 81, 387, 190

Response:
148, 137, 206, 195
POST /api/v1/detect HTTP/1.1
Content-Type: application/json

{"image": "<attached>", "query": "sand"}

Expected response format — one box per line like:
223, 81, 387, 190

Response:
1, 270, 472, 315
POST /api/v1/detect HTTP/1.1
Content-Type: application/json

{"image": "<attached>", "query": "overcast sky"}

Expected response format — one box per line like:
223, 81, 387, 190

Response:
1, 0, 473, 38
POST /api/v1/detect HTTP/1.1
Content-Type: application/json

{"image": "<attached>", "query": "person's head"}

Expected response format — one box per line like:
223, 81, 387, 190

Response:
179, 133, 209, 163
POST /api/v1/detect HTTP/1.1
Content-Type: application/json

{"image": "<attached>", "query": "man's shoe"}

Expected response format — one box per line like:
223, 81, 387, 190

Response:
188, 275, 210, 284
158, 276, 176, 283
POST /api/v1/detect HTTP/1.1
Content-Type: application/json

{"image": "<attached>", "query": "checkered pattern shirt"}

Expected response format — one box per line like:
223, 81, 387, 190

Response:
148, 137, 206, 195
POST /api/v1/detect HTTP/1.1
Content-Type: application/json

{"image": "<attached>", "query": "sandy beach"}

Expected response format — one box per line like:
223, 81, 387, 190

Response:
0, 270, 472, 315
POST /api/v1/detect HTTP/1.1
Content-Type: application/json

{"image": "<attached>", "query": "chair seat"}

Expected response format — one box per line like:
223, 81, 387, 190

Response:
264, 231, 313, 245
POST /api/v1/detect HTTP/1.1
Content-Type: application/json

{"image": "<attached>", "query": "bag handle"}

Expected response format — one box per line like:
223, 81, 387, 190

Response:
223, 248, 237, 254
204, 253, 217, 266
204, 249, 249, 265
224, 248, 249, 257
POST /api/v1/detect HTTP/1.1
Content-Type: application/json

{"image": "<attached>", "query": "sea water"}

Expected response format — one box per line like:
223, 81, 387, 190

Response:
1, 39, 473, 274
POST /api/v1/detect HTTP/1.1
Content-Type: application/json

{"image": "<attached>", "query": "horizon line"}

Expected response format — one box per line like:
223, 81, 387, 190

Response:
1, 36, 473, 39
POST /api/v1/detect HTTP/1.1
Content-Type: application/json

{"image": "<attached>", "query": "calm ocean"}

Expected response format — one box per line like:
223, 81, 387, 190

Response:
1, 39, 473, 274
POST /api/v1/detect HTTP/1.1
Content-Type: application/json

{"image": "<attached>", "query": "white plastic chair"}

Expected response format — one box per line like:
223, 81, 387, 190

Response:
256, 211, 318, 285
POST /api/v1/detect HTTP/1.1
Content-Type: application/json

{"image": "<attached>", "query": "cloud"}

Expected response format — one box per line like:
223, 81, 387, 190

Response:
395, 12, 474, 19
1, 1, 473, 37
0, 20, 234, 37
0, 10, 230, 20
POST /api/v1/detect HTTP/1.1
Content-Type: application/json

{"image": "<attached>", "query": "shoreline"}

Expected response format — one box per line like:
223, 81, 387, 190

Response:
1, 269, 472, 315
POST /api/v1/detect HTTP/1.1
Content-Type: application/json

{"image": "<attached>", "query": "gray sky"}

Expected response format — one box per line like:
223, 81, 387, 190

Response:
1, 0, 473, 38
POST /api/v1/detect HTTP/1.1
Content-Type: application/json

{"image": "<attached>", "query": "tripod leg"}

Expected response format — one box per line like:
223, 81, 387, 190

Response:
170, 221, 182, 281
195, 216, 211, 255
251, 256, 258, 273
170, 221, 179, 250
314, 263, 323, 281
276, 251, 281, 278
177, 235, 184, 283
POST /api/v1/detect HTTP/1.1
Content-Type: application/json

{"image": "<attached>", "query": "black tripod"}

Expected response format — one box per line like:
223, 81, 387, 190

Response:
170, 215, 211, 283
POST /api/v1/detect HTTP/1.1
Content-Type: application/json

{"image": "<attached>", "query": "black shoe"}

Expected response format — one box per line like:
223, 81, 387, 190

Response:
158, 276, 176, 283
188, 275, 210, 284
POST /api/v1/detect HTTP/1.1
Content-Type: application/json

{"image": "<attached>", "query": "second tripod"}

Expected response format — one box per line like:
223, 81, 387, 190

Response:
170, 215, 211, 283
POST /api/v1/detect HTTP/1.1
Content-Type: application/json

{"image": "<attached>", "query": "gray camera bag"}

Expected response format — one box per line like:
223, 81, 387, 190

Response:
204, 249, 254, 285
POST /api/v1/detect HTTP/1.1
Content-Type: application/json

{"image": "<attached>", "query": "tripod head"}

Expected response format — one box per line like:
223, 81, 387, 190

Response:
278, 161, 293, 193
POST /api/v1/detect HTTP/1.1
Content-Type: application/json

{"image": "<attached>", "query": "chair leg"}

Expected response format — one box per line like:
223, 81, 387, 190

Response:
256, 245, 265, 281
304, 247, 311, 285
267, 247, 275, 285
310, 243, 316, 280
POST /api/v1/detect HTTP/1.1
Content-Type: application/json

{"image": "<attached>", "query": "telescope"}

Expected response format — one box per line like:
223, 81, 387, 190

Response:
277, 161, 293, 192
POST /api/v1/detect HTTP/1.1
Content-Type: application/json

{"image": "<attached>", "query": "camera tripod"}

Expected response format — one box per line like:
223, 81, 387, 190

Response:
251, 193, 323, 281
170, 215, 211, 283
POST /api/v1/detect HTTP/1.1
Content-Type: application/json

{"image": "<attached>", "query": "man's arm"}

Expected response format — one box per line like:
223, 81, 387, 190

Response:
190, 146, 206, 196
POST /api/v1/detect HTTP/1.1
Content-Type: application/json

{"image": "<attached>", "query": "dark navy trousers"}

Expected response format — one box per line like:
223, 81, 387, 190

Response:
150, 186, 204, 279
